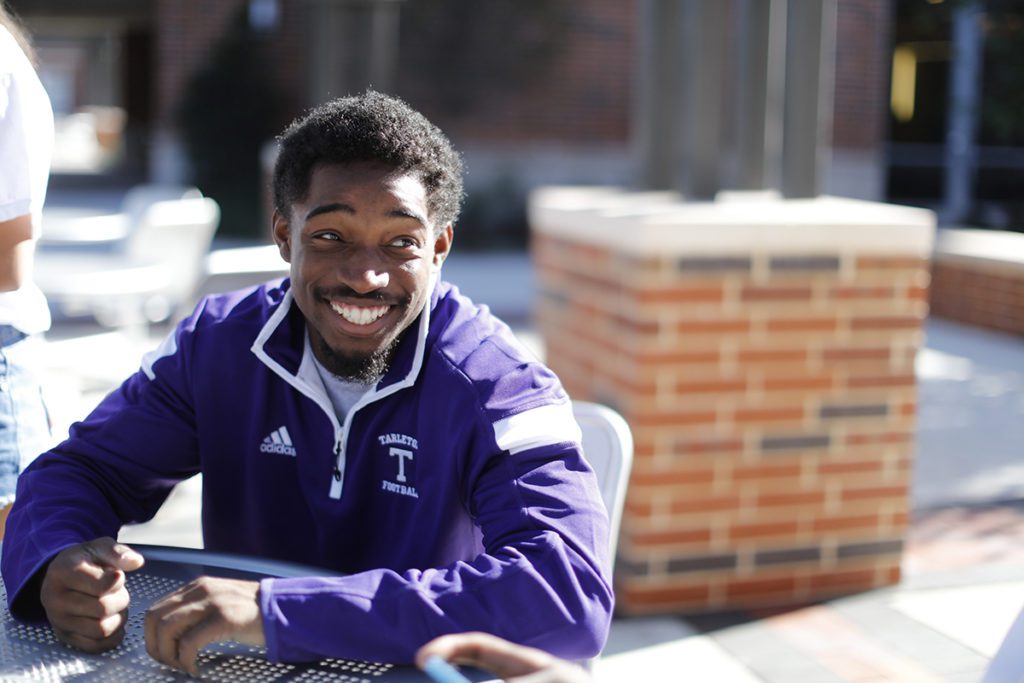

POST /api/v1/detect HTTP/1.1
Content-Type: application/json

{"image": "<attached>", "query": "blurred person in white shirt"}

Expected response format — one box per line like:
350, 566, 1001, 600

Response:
0, 2, 55, 537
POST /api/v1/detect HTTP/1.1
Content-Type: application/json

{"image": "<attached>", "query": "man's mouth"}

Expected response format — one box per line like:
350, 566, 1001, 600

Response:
329, 301, 391, 326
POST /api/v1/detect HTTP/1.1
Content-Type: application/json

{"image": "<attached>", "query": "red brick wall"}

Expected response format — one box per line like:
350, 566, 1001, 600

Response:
533, 225, 928, 614
832, 0, 892, 150
395, 0, 635, 145
395, 0, 888, 149
23, 0, 888, 179
146, 0, 886, 154
452, 0, 634, 144
149, 0, 636, 147
930, 258, 1024, 335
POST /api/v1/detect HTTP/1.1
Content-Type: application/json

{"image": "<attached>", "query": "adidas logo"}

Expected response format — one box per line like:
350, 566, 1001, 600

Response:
260, 425, 296, 457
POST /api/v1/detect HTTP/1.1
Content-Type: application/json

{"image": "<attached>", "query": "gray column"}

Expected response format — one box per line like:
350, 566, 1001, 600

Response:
678, 0, 731, 200
943, 1, 982, 225
367, 2, 400, 91
633, 0, 685, 190
734, 0, 786, 192
634, 0, 836, 198
305, 0, 402, 106
780, 0, 836, 198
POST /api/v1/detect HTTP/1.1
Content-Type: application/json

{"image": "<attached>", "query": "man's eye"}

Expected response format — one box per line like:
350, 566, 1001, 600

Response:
389, 237, 417, 249
314, 232, 341, 241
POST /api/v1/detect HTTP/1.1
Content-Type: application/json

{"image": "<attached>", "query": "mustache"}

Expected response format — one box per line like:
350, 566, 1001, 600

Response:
316, 286, 410, 307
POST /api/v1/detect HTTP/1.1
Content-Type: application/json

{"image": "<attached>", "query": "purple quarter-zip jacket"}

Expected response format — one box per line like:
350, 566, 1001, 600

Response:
1, 278, 612, 663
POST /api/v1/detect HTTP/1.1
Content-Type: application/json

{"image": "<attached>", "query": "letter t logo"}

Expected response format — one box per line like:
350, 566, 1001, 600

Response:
389, 447, 413, 482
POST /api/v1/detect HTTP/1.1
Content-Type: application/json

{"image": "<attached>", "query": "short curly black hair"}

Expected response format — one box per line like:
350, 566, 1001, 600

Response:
272, 90, 464, 232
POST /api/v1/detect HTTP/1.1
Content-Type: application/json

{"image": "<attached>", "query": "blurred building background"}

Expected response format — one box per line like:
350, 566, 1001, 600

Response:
7, 0, 1019, 245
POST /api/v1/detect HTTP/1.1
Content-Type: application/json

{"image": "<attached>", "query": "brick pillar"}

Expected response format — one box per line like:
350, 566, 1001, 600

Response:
530, 188, 935, 614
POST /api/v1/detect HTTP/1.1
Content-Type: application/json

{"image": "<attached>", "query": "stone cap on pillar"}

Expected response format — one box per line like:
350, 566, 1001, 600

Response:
529, 187, 936, 258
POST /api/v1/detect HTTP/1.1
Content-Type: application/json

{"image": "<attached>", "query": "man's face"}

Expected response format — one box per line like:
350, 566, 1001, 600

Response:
273, 161, 452, 381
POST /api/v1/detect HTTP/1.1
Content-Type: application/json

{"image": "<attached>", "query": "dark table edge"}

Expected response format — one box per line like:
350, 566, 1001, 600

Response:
129, 544, 343, 579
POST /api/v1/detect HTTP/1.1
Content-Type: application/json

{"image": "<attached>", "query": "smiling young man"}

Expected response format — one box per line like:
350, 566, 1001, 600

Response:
0, 91, 612, 673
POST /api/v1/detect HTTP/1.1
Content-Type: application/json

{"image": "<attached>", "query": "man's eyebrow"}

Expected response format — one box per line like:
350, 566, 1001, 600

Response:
391, 207, 429, 225
304, 203, 428, 226
305, 203, 353, 221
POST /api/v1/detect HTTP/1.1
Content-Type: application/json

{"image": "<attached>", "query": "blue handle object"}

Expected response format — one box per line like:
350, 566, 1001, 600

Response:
423, 655, 473, 683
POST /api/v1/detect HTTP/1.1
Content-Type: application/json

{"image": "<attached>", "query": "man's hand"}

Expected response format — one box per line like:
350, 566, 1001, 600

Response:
144, 576, 264, 676
40, 537, 145, 653
416, 632, 593, 683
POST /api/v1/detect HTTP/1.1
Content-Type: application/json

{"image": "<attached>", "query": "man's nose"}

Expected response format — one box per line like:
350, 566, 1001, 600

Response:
339, 248, 389, 293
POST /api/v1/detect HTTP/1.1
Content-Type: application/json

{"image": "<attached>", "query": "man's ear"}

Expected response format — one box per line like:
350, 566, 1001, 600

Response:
272, 209, 292, 263
433, 224, 453, 269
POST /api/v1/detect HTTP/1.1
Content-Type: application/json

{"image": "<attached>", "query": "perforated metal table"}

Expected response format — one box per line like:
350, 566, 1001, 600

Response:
0, 545, 493, 681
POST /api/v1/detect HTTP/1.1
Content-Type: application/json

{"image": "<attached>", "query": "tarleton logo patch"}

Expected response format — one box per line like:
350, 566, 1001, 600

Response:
377, 433, 419, 498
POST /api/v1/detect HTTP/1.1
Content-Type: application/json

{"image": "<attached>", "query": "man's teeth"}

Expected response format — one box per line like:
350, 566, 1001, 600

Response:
330, 302, 390, 325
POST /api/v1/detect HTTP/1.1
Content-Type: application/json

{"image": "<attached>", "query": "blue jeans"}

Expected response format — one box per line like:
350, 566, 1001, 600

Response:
0, 326, 52, 506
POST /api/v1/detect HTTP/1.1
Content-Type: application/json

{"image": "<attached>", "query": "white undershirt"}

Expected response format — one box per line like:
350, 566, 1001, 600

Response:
305, 333, 374, 421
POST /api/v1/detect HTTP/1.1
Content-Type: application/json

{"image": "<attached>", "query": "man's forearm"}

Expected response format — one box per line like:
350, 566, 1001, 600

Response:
258, 545, 612, 665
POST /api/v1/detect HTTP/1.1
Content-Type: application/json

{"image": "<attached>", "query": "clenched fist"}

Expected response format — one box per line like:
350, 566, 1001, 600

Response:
40, 537, 145, 653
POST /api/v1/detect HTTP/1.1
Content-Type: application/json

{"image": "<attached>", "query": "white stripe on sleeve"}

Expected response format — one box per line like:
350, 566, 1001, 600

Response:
492, 402, 582, 455
141, 330, 179, 380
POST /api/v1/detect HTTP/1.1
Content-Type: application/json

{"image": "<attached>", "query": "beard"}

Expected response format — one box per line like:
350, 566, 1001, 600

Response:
311, 333, 401, 385
309, 285, 413, 384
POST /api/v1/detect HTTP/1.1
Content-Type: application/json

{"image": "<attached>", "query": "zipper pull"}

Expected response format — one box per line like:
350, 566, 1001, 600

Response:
329, 437, 344, 499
